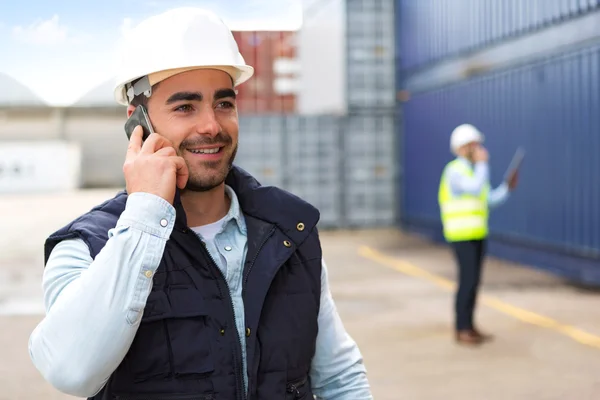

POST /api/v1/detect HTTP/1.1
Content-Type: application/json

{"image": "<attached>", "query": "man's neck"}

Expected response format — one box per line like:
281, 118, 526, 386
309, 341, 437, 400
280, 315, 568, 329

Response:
180, 184, 231, 228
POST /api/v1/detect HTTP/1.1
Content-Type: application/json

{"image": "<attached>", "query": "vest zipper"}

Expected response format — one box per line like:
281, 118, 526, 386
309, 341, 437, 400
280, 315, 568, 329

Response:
241, 226, 275, 399
192, 235, 246, 400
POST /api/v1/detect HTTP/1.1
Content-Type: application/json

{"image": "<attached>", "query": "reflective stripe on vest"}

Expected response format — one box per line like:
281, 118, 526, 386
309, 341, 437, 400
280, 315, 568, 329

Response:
438, 159, 489, 242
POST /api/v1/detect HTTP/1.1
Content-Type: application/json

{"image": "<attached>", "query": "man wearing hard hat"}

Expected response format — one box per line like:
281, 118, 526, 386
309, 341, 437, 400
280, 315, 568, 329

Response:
438, 124, 518, 345
28, 8, 372, 400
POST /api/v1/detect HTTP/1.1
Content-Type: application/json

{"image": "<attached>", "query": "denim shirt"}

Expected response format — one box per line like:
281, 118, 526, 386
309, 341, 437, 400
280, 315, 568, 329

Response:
28, 185, 373, 399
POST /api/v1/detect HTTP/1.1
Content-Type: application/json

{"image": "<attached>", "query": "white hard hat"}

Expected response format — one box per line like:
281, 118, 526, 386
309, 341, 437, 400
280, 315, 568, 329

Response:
449, 124, 485, 154
113, 7, 254, 106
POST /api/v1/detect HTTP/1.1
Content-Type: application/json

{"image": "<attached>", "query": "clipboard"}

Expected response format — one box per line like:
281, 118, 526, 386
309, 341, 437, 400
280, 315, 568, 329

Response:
503, 147, 525, 182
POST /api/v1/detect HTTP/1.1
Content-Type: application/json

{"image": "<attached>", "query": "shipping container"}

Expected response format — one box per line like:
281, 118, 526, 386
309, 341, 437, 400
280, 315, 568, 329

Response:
283, 115, 343, 228
235, 113, 397, 228
346, 0, 396, 110
396, 0, 600, 72
343, 113, 397, 227
399, 42, 600, 285
233, 31, 299, 114
236, 115, 286, 187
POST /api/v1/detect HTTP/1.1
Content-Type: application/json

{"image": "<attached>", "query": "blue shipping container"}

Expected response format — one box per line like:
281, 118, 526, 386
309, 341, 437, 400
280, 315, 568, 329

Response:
399, 43, 600, 285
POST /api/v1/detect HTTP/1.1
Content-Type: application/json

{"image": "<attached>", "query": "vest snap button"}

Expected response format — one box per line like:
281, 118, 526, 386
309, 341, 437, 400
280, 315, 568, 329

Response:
296, 222, 305, 231
283, 240, 291, 248
246, 327, 251, 337
220, 328, 225, 336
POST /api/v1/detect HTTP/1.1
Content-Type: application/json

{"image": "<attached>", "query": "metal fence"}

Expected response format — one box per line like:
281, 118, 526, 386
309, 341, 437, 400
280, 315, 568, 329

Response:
235, 114, 397, 229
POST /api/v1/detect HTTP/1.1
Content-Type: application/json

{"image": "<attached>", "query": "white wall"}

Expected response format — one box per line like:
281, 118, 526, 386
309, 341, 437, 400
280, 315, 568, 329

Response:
0, 108, 63, 141
0, 141, 82, 194
297, 0, 346, 115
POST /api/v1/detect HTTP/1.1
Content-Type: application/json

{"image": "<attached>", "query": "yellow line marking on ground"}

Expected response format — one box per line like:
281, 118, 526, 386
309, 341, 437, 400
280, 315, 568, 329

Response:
358, 245, 600, 349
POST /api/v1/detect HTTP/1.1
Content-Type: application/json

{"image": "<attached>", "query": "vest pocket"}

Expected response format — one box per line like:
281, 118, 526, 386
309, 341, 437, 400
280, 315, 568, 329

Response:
167, 286, 214, 377
128, 291, 172, 382
128, 288, 215, 382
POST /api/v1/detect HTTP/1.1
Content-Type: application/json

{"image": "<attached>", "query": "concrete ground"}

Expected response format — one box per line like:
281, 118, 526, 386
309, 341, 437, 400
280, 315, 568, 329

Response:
1, 189, 600, 399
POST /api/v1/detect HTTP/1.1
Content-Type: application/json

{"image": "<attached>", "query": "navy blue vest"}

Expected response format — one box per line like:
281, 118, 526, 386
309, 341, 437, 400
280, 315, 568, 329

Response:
44, 166, 322, 400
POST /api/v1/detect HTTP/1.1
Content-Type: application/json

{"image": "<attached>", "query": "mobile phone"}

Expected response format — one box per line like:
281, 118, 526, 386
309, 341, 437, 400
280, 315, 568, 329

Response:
124, 105, 154, 141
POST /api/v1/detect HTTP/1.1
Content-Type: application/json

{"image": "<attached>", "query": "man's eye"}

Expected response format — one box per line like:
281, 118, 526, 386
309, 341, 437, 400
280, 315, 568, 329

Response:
217, 101, 234, 109
175, 104, 193, 112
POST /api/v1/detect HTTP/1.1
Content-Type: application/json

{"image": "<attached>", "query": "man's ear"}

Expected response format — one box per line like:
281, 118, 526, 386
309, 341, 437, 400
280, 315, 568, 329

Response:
126, 104, 136, 118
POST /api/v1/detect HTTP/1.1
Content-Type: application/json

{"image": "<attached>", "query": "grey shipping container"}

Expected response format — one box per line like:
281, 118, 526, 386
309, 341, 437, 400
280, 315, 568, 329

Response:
283, 115, 343, 228
346, 0, 396, 110
343, 113, 397, 227
236, 113, 397, 229
236, 115, 285, 187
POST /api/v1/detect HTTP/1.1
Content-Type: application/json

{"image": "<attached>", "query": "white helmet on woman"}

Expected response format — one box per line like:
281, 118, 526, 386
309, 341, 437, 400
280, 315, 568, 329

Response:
113, 7, 254, 106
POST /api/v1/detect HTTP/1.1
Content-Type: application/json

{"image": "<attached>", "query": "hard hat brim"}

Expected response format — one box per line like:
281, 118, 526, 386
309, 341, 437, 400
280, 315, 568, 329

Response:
114, 64, 254, 106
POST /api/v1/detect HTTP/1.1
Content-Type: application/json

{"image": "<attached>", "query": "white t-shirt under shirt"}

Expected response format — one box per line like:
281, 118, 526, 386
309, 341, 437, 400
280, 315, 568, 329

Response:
190, 214, 229, 267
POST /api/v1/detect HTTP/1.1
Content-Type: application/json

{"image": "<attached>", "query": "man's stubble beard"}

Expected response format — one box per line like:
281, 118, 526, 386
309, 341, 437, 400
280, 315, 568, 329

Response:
183, 143, 238, 192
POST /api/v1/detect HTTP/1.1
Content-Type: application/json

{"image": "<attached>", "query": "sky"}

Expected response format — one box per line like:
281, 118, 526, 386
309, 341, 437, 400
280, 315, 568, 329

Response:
0, 0, 303, 106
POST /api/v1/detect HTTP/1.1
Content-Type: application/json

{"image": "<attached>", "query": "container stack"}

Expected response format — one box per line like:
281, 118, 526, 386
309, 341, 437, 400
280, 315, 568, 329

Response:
234, 0, 399, 229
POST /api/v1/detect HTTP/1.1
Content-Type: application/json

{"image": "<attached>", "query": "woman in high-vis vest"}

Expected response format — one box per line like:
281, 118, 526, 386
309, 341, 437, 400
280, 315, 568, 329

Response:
438, 124, 518, 345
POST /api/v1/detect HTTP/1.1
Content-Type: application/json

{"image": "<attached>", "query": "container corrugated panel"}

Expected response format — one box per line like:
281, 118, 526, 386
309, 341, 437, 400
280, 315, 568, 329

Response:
283, 115, 343, 228
396, 0, 412, 70
519, 0, 531, 34
545, 0, 557, 24
346, 0, 396, 109
396, 0, 600, 70
236, 116, 285, 187
588, 0, 600, 12
344, 114, 397, 227
400, 43, 600, 285
530, 0, 543, 30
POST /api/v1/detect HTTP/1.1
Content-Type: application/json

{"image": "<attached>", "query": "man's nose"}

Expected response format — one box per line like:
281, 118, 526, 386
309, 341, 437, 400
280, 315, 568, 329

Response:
195, 106, 221, 137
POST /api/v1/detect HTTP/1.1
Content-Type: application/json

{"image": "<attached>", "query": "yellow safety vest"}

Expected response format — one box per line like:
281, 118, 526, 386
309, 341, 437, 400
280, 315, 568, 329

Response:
438, 159, 489, 242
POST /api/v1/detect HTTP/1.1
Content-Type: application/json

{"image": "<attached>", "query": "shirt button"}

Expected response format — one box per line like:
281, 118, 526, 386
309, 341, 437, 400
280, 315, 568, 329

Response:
224, 245, 232, 251
144, 270, 153, 278
160, 218, 168, 227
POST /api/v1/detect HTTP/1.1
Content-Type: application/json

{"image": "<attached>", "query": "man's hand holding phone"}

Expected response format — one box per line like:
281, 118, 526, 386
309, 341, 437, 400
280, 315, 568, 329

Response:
123, 126, 189, 205
472, 145, 489, 163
